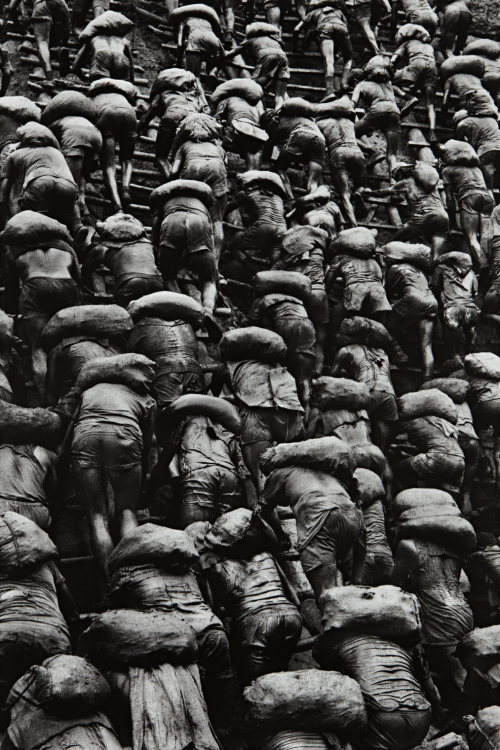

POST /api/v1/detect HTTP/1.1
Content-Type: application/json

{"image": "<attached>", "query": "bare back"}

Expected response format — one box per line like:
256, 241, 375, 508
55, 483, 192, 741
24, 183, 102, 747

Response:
16, 248, 75, 282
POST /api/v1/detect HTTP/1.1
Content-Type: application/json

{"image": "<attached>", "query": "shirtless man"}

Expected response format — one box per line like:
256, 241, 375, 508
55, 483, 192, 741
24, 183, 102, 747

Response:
223, 171, 287, 282
392, 24, 438, 139
454, 109, 500, 189
250, 291, 316, 417
226, 23, 290, 110
0, 123, 77, 229
72, 13, 134, 82
483, 205, 500, 328
367, 163, 448, 260
0, 445, 58, 531
392, 531, 473, 708
293, 0, 353, 94
435, 0, 471, 57
70, 372, 156, 585
259, 466, 366, 598
212, 80, 267, 170
433, 252, 480, 362
263, 103, 326, 197
344, 0, 391, 55
170, 115, 228, 261
351, 65, 402, 179
149, 181, 218, 316
138, 69, 210, 182
316, 96, 366, 227
170, 4, 224, 78
83, 215, 163, 307
273, 225, 329, 374
28, 0, 70, 80
3, 218, 80, 400
440, 144, 493, 269
88, 79, 139, 213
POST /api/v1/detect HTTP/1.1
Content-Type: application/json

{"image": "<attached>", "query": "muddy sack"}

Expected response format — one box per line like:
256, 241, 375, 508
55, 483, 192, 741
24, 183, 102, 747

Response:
397, 515, 476, 555
220, 327, 287, 364
260, 437, 354, 477
0, 212, 72, 247
108, 524, 199, 575
205, 508, 278, 557
313, 376, 372, 411
31, 655, 110, 717
0, 402, 62, 448
128, 292, 205, 328
254, 271, 312, 304
465, 353, 500, 381
74, 354, 157, 395
41, 305, 132, 352
0, 511, 58, 574
331, 228, 377, 258
456, 625, 500, 673
398, 389, 458, 424
420, 378, 469, 404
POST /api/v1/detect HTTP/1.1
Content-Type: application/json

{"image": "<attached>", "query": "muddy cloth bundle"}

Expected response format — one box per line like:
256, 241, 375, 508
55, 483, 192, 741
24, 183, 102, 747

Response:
0, 512, 57, 574
74, 354, 157, 395
171, 114, 222, 150
383, 242, 431, 272
88, 79, 139, 104
398, 389, 458, 424
0, 212, 72, 248
28, 655, 110, 717
463, 39, 500, 58
397, 510, 476, 555
128, 292, 205, 328
0, 97, 41, 123
260, 437, 354, 477
0, 403, 62, 448
420, 378, 469, 403
108, 525, 199, 575
331, 228, 377, 259
42, 92, 97, 126
393, 488, 459, 515
318, 586, 422, 648
220, 327, 287, 364
312, 377, 372, 411
149, 181, 214, 212
42, 305, 132, 352
260, 732, 333, 750
96, 214, 147, 243
79, 10, 133, 39
440, 139, 480, 166
5, 664, 118, 750
150, 69, 198, 100
254, 271, 312, 304
456, 625, 500, 674
243, 670, 367, 737
79, 609, 197, 668
465, 353, 500, 381
468, 706, 500, 750
157, 395, 242, 445
211, 79, 264, 107
205, 508, 278, 557
337, 318, 393, 353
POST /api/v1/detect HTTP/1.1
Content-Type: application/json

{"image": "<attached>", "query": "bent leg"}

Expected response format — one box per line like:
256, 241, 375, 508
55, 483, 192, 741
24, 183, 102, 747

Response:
73, 466, 113, 586
100, 135, 121, 211
109, 465, 142, 539
33, 19, 52, 76
418, 317, 435, 379
22, 314, 50, 401
460, 209, 488, 268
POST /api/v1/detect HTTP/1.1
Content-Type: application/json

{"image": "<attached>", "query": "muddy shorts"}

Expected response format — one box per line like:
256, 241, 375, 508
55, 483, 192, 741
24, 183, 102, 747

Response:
411, 451, 465, 492
274, 317, 317, 359
95, 107, 137, 142
182, 467, 241, 516
185, 29, 221, 55
154, 369, 205, 409
346, 0, 371, 21
391, 290, 438, 322
399, 210, 449, 240
19, 177, 77, 223
182, 161, 228, 199
0, 499, 50, 530
370, 390, 398, 422
238, 405, 304, 445
330, 145, 366, 183
20, 278, 80, 320
479, 149, 500, 169
355, 110, 401, 135
394, 58, 438, 88
253, 53, 290, 80
442, 8, 471, 33
460, 191, 494, 215
32, 0, 69, 24
282, 129, 327, 167
160, 211, 214, 259
366, 708, 432, 750
343, 281, 392, 314
299, 505, 365, 572
238, 224, 286, 266
89, 49, 130, 81
72, 427, 142, 470
233, 608, 303, 683
113, 275, 163, 308
362, 552, 394, 586
308, 289, 330, 326
443, 305, 480, 330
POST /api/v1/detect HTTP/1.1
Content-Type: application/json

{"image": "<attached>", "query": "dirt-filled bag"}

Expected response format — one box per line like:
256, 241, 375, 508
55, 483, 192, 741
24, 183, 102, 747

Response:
260, 437, 354, 477
79, 609, 198, 668
469, 706, 500, 750
254, 271, 312, 303
261, 731, 331, 750
79, 10, 133, 39
318, 585, 422, 647
398, 504, 461, 522
420, 378, 469, 404
440, 55, 488, 80
88, 78, 138, 103
397, 389, 458, 424
0, 511, 58, 574
237, 170, 287, 199
465, 353, 500, 381
96, 214, 147, 243
456, 625, 500, 673
464, 39, 500, 59
220, 327, 287, 363
31, 655, 110, 718
337, 317, 392, 352
150, 179, 214, 212
0, 96, 41, 123
205, 508, 278, 557
246, 21, 282, 37
211, 78, 263, 107
243, 670, 368, 736
331, 228, 377, 258
157, 394, 242, 441
74, 354, 157, 395
279, 97, 317, 118
352, 468, 385, 507
42, 305, 132, 352
172, 114, 222, 149
312, 376, 372, 411
150, 68, 197, 100
395, 23, 430, 44
42, 91, 97, 126
383, 241, 431, 271
441, 139, 479, 166
397, 515, 476, 555
0, 402, 62, 447
128, 291, 205, 328
170, 3, 220, 27
108, 524, 199, 575
393, 488, 458, 516
0, 211, 72, 247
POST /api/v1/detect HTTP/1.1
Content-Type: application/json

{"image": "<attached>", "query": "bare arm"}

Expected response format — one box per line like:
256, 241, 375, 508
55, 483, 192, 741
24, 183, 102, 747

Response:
71, 42, 89, 78
124, 41, 135, 84
210, 363, 231, 396
391, 538, 418, 588
137, 98, 162, 134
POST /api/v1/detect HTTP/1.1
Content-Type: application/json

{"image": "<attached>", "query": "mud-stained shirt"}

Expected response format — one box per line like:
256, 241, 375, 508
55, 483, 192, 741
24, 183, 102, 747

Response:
334, 344, 394, 396
226, 360, 303, 411
0, 444, 47, 505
